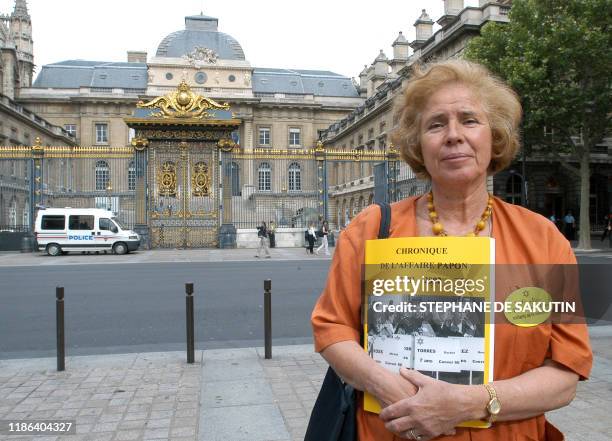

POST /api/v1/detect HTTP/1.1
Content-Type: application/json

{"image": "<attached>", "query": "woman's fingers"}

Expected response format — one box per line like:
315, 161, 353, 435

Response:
383, 414, 416, 434
399, 367, 434, 389
380, 396, 414, 421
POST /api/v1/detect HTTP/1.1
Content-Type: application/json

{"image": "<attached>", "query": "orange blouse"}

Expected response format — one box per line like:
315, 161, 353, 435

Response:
311, 196, 592, 441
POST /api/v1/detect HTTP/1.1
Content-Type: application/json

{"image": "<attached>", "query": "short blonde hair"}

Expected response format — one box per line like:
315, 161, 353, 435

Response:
391, 59, 522, 179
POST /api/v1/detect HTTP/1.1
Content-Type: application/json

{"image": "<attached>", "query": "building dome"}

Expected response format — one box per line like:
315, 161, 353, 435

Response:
156, 14, 245, 60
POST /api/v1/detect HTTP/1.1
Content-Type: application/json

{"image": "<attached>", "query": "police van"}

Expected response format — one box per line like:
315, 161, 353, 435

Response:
34, 208, 140, 256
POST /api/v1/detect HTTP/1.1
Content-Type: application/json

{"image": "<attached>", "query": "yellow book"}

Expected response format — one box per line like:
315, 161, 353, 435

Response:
363, 237, 495, 429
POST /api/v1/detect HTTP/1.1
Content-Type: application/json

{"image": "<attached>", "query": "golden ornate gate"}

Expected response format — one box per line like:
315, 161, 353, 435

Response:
125, 80, 240, 249
149, 141, 219, 248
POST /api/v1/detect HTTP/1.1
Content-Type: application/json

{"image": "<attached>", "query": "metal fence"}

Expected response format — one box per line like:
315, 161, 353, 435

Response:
0, 143, 399, 246
0, 146, 136, 231
224, 149, 320, 229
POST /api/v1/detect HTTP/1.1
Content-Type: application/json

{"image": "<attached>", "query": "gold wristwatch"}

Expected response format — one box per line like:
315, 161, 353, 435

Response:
484, 383, 501, 423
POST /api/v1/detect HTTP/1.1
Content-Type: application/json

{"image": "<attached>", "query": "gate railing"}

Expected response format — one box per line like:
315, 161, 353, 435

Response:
1, 139, 401, 243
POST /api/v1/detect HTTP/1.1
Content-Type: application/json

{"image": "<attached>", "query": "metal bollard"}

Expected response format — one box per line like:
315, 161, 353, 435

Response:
186, 282, 195, 364
264, 279, 272, 359
56, 287, 65, 371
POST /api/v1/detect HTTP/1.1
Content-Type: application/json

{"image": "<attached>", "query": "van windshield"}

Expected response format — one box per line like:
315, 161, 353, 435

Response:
112, 217, 127, 230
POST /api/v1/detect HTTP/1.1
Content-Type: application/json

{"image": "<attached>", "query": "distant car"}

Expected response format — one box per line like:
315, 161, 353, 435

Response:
34, 207, 140, 256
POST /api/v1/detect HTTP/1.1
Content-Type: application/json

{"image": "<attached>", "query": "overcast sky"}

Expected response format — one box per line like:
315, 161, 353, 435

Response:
1, 0, 481, 80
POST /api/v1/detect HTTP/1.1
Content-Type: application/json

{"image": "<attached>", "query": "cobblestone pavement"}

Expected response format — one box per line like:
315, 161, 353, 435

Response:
1, 329, 611, 441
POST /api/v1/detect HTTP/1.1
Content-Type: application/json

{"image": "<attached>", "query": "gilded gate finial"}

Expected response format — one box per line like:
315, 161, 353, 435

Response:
137, 80, 230, 119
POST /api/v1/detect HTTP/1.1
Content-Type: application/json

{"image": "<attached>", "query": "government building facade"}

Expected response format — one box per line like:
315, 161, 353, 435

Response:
321, 0, 610, 230
1, 0, 609, 248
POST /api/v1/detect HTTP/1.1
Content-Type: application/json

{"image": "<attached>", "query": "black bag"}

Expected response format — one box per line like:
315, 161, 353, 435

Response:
304, 202, 391, 441
317, 229, 324, 238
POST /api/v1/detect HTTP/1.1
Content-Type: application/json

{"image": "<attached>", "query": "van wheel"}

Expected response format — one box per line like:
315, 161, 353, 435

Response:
113, 242, 128, 255
47, 243, 62, 256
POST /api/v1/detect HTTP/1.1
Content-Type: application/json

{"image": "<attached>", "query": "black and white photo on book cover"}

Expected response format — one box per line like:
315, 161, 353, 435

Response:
366, 294, 486, 385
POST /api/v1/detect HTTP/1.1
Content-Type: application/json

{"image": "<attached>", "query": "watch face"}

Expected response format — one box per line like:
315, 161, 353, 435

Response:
488, 399, 501, 414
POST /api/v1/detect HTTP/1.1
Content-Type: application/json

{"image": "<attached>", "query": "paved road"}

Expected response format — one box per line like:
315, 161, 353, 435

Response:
1, 248, 611, 359
0, 259, 331, 359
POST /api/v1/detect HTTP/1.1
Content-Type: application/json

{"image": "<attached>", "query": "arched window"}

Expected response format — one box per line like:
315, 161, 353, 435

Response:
128, 161, 136, 191
23, 199, 30, 228
505, 174, 523, 205
288, 162, 301, 191
258, 162, 271, 191
231, 162, 240, 196
9, 198, 17, 228
95, 160, 110, 191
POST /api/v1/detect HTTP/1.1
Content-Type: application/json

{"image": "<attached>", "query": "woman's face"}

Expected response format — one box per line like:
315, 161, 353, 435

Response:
419, 83, 492, 187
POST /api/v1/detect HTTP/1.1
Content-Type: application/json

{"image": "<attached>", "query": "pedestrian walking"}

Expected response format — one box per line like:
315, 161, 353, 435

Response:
315, 220, 330, 256
255, 221, 271, 258
600, 213, 611, 242
305, 222, 316, 255
268, 220, 276, 248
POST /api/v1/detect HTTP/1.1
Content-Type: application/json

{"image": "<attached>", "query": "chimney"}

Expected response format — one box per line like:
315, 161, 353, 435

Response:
391, 32, 410, 74
439, 0, 465, 27
373, 50, 389, 77
392, 31, 409, 60
411, 9, 433, 50
127, 51, 147, 63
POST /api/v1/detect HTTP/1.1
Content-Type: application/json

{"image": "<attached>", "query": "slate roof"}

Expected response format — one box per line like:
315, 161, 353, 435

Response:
32, 61, 359, 98
252, 68, 358, 97
33, 60, 148, 89
155, 29, 245, 60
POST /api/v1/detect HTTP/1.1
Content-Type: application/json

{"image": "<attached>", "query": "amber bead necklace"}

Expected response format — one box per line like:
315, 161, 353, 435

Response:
427, 192, 493, 237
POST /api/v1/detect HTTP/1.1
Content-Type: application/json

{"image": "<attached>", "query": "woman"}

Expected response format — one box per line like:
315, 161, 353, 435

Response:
306, 222, 317, 254
316, 220, 330, 256
311, 60, 592, 441
255, 221, 270, 258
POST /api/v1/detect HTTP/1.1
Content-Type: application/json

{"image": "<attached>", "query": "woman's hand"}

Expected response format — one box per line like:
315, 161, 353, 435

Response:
379, 368, 465, 440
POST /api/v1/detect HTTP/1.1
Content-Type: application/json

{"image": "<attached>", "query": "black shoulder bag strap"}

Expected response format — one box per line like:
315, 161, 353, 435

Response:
305, 203, 392, 441
377, 202, 391, 239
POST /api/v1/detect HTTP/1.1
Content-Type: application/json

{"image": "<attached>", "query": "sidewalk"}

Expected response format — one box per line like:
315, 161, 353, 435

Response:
0, 247, 334, 267
1, 327, 612, 441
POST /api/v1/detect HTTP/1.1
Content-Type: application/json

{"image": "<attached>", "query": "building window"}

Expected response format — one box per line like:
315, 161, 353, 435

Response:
288, 162, 301, 191
505, 174, 523, 205
22, 201, 29, 228
259, 128, 270, 146
128, 161, 136, 191
289, 128, 301, 147
258, 162, 271, 191
230, 162, 240, 196
95, 123, 108, 144
195, 71, 207, 84
95, 160, 110, 191
64, 124, 77, 138
9, 198, 17, 228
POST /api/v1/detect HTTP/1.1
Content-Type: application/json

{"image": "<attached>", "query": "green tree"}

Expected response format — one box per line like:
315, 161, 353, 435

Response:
465, 0, 611, 249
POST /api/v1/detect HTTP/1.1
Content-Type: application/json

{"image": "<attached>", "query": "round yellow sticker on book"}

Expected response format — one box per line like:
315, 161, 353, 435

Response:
504, 287, 552, 327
